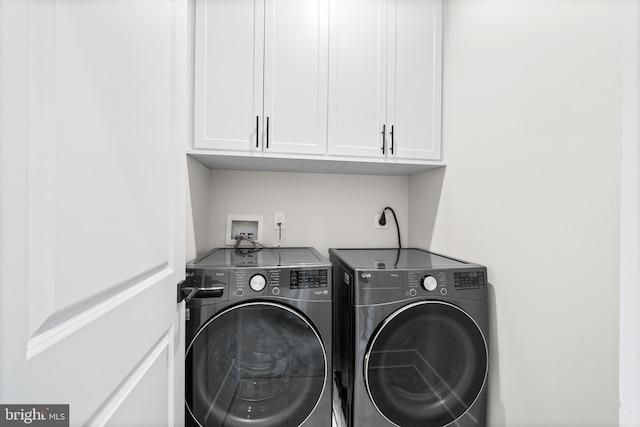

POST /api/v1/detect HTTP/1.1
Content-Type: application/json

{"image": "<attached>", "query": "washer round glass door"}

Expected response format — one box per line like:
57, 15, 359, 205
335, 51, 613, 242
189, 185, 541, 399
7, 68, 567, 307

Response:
365, 301, 487, 427
186, 302, 327, 427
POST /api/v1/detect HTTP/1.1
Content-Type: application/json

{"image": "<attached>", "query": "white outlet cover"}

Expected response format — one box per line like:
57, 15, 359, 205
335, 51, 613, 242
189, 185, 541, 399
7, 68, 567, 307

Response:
274, 213, 286, 230
374, 214, 389, 229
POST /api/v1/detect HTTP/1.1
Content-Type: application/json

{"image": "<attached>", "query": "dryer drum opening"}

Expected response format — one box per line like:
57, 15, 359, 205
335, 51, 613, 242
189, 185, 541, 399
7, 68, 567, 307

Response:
364, 301, 488, 427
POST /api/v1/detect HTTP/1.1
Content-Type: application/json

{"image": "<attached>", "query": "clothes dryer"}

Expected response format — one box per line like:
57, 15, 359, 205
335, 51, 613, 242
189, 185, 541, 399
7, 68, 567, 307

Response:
180, 247, 332, 427
330, 248, 488, 427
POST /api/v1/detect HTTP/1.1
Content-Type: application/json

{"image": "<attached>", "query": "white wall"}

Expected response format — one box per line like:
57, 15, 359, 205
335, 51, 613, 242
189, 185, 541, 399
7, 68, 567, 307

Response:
203, 169, 409, 257
620, 0, 640, 424
410, 1, 624, 426
186, 156, 211, 261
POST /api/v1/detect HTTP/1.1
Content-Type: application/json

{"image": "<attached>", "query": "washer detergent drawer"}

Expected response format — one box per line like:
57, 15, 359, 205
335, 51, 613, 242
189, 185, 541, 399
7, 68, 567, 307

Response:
185, 302, 327, 427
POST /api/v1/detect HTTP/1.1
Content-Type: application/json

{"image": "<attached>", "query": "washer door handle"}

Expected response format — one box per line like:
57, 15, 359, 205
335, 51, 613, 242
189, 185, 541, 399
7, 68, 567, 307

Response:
178, 284, 225, 302
193, 287, 225, 299
177, 283, 199, 303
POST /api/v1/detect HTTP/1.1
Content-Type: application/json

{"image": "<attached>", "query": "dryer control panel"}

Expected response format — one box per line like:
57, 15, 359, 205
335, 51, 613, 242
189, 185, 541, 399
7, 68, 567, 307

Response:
405, 269, 487, 301
454, 271, 486, 290
407, 271, 449, 297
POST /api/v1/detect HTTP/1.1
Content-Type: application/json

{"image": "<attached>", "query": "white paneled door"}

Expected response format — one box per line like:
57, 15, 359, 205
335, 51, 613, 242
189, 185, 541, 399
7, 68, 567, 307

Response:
0, 0, 187, 426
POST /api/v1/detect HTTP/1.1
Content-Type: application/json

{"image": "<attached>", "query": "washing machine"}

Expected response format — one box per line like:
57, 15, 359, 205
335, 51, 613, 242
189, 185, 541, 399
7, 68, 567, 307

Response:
179, 247, 332, 427
329, 248, 488, 427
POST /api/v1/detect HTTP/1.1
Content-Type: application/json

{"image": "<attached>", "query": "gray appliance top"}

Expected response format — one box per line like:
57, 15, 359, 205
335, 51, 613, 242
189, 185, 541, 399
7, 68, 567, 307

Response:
188, 247, 330, 269
329, 248, 474, 270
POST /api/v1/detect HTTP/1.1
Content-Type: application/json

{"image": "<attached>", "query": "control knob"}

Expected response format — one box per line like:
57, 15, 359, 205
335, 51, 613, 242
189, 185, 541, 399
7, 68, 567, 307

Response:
421, 275, 438, 292
249, 274, 267, 292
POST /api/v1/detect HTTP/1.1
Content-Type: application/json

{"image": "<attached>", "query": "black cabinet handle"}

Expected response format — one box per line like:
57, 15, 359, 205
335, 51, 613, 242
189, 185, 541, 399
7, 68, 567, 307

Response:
256, 116, 259, 148
266, 116, 270, 149
381, 124, 386, 154
390, 125, 394, 155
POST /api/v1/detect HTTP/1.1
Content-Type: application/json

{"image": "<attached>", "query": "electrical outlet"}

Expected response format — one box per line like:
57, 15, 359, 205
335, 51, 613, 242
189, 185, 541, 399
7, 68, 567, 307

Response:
374, 214, 388, 229
274, 213, 286, 230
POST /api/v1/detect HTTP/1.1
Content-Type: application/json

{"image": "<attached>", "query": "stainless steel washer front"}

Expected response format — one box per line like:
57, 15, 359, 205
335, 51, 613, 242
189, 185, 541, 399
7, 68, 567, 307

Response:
181, 247, 333, 427
187, 302, 327, 427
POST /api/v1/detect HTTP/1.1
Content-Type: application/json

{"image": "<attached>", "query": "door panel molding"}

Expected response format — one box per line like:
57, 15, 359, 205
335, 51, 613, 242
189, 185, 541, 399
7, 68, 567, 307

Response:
27, 264, 172, 360
85, 326, 175, 427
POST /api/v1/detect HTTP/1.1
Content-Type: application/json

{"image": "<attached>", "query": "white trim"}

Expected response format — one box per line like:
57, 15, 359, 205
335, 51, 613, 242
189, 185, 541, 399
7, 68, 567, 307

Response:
620, 0, 640, 425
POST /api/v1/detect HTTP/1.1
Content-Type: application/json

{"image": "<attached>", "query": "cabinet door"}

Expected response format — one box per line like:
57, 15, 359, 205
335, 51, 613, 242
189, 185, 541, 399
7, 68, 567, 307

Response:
387, 0, 442, 161
263, 0, 329, 155
194, 0, 264, 151
328, 0, 388, 158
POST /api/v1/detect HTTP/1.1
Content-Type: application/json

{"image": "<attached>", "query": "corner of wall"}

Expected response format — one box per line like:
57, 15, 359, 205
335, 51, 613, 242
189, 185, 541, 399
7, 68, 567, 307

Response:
185, 156, 211, 261
407, 167, 446, 249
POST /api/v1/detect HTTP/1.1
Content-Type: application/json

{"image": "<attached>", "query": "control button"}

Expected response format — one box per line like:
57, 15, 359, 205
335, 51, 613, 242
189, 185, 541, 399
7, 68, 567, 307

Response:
272, 287, 280, 296
440, 288, 448, 296
249, 274, 267, 292
236, 288, 244, 297
409, 288, 417, 297
421, 275, 438, 292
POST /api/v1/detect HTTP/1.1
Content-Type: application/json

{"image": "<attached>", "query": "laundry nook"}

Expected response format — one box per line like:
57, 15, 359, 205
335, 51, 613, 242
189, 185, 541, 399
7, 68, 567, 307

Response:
0, 1, 636, 427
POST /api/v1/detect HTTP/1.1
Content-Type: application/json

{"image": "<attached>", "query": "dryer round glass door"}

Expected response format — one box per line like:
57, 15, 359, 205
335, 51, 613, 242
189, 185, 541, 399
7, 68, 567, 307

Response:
186, 302, 327, 427
364, 301, 488, 427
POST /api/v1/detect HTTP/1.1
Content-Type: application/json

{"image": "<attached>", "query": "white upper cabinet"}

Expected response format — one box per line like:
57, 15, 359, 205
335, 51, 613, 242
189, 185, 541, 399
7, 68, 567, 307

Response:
192, 0, 443, 174
193, 0, 261, 151
328, 0, 442, 161
194, 0, 329, 155
328, 0, 388, 159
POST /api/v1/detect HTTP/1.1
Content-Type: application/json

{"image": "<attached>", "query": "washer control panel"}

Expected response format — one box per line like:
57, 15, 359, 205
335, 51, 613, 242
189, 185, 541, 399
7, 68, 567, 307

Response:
230, 267, 330, 300
290, 269, 328, 289
249, 274, 267, 292
420, 275, 438, 292
184, 266, 331, 302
